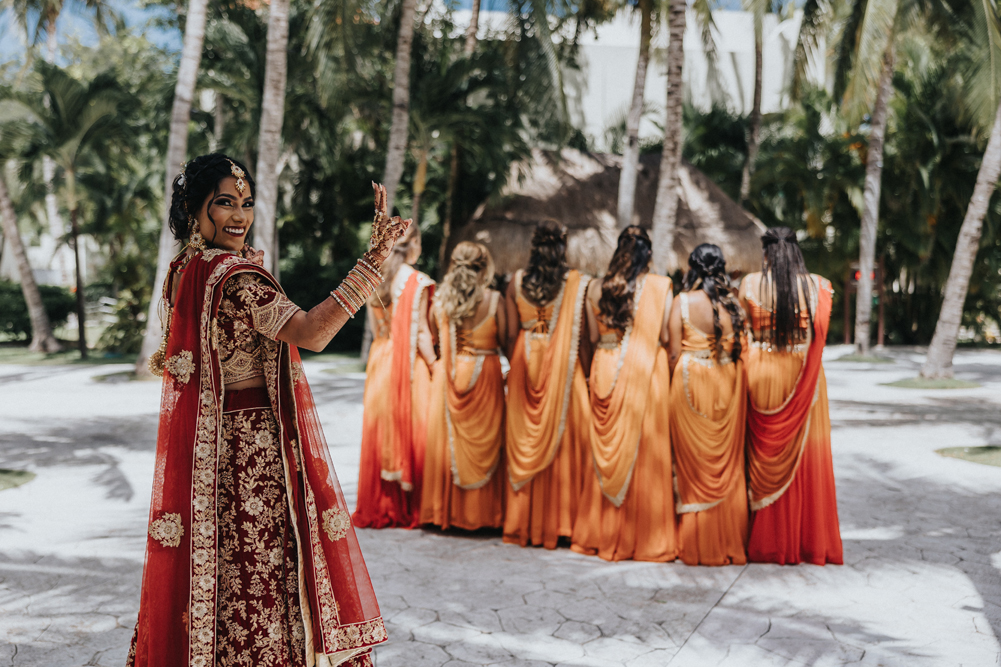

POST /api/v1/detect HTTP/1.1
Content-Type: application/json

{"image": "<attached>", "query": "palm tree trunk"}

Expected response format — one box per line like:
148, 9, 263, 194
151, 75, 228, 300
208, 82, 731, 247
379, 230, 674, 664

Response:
616, 0, 653, 230
0, 171, 60, 353
254, 0, 290, 277
854, 47, 894, 355
136, 0, 209, 377
739, 14, 763, 205
464, 0, 481, 54
43, 19, 66, 279
382, 0, 418, 214
69, 202, 87, 359
651, 0, 686, 275
921, 100, 1001, 378
213, 91, 225, 151
411, 148, 428, 228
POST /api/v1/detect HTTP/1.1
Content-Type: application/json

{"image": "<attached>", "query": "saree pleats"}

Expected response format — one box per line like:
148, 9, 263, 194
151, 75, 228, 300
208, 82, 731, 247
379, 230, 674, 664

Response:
745, 280, 842, 565
504, 270, 590, 549
571, 275, 678, 562
421, 304, 506, 530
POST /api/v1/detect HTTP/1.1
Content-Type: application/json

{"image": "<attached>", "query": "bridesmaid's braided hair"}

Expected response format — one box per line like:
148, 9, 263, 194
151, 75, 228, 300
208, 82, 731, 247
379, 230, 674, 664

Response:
598, 226, 652, 330
760, 227, 813, 348
681, 244, 744, 363
522, 219, 569, 306
168, 153, 256, 244
438, 242, 494, 321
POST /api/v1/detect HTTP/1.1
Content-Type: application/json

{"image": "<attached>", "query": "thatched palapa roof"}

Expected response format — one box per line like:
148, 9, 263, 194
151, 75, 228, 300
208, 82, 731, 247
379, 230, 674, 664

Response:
452, 148, 767, 277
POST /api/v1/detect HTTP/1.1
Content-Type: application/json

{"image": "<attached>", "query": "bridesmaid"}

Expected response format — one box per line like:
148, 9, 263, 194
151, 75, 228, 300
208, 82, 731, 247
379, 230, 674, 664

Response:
669, 244, 748, 566
354, 224, 437, 529
571, 227, 677, 562
422, 242, 507, 530
740, 227, 842, 565
504, 220, 591, 549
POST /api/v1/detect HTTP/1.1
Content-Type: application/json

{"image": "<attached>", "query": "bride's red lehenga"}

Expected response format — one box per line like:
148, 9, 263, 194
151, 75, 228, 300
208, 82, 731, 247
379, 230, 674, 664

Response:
128, 249, 387, 667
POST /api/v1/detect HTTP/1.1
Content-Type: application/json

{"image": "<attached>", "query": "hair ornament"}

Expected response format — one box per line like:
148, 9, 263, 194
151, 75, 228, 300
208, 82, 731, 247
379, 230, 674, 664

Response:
228, 160, 247, 194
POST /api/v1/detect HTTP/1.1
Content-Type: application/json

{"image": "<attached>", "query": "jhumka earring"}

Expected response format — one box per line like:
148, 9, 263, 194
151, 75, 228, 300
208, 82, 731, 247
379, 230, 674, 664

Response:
188, 217, 207, 251
228, 160, 247, 194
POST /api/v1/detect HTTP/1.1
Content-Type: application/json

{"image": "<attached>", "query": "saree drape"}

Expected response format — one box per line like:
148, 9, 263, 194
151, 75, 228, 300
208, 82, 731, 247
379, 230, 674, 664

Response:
504, 270, 590, 549
670, 293, 748, 566
745, 277, 842, 565
420, 294, 505, 530
354, 267, 434, 529
571, 275, 678, 562
129, 250, 386, 667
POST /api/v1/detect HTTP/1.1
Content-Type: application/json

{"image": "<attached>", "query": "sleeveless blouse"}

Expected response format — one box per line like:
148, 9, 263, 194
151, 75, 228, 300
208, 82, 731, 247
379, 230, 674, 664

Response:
216, 272, 301, 384
678, 292, 735, 363
453, 291, 502, 359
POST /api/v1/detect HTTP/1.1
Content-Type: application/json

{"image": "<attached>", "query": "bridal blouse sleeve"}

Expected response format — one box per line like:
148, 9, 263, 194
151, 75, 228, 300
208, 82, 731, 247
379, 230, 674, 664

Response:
221, 272, 302, 341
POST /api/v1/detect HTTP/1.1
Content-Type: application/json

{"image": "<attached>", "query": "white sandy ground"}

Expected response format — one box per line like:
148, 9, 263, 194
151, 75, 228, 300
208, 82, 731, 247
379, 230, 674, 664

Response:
1, 346, 1001, 666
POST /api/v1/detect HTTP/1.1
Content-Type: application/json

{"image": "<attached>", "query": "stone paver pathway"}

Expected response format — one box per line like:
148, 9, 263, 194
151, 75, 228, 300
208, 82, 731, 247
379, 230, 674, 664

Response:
1, 346, 1000, 666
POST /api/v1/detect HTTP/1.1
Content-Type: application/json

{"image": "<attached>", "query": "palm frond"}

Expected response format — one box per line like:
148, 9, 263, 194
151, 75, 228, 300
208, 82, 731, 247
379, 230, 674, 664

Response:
841, 0, 898, 125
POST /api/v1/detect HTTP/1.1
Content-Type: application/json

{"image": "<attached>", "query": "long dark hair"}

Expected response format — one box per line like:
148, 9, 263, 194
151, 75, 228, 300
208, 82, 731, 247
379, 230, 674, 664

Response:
522, 219, 569, 306
760, 227, 813, 348
599, 226, 652, 330
681, 243, 744, 363
168, 153, 256, 245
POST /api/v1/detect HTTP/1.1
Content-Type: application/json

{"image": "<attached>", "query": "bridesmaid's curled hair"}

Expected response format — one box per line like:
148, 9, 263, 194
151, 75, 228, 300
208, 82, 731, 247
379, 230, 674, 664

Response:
438, 242, 495, 321
599, 226, 652, 330
682, 243, 744, 363
168, 153, 256, 243
760, 227, 813, 349
522, 219, 569, 306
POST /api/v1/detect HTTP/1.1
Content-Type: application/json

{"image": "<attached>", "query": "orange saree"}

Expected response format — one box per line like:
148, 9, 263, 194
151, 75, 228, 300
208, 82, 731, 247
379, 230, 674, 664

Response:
670, 293, 748, 566
571, 275, 677, 562
353, 265, 434, 529
421, 292, 506, 530
504, 270, 591, 549
745, 276, 842, 565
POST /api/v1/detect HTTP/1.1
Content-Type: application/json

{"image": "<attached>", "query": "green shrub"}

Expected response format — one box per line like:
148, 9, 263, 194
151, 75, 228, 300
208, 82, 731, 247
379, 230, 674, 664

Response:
0, 280, 75, 340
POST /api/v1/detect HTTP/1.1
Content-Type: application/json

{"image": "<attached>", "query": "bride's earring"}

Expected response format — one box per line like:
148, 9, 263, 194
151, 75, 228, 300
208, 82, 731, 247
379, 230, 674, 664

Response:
188, 217, 206, 251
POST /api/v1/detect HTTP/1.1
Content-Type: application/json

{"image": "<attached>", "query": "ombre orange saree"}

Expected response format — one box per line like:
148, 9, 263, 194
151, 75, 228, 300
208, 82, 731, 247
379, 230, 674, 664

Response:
129, 250, 386, 667
745, 276, 842, 565
353, 265, 434, 529
571, 275, 677, 562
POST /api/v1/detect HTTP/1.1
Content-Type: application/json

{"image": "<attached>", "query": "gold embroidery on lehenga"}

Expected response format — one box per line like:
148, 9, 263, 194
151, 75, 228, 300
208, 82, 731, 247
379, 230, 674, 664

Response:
165, 350, 195, 384
149, 512, 184, 547
322, 508, 351, 542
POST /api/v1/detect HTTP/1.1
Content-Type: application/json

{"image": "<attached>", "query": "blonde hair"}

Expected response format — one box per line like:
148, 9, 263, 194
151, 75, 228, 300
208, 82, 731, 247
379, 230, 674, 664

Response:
374, 223, 422, 304
436, 242, 495, 321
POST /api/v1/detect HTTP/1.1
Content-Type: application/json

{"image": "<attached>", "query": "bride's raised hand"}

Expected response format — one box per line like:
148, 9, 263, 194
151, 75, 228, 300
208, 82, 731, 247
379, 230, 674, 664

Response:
366, 182, 411, 266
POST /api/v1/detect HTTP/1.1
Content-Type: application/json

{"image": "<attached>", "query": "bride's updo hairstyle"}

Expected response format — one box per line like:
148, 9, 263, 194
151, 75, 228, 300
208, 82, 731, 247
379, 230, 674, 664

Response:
168, 153, 256, 243
522, 219, 569, 306
437, 242, 495, 321
681, 243, 744, 363
599, 226, 652, 330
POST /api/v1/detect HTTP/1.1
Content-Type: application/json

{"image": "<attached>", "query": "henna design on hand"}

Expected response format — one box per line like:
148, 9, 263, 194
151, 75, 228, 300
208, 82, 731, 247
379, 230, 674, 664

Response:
368, 182, 412, 265
242, 244, 265, 267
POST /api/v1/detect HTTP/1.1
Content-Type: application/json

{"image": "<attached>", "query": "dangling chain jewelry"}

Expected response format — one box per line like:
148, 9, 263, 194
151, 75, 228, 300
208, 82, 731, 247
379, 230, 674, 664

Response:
227, 160, 247, 194
330, 252, 384, 318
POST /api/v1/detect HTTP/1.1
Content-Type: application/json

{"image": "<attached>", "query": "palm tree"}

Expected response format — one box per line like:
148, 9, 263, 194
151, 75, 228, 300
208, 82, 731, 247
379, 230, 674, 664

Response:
1, 63, 121, 358
616, 0, 654, 229
0, 167, 60, 352
738, 0, 767, 205
137, 0, 209, 376
922, 0, 1001, 378
383, 0, 418, 214
253, 0, 289, 277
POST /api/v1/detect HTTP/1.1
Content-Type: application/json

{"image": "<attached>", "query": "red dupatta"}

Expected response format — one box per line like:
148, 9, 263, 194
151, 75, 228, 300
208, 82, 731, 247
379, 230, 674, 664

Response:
129, 250, 386, 667
746, 281, 833, 510
383, 267, 434, 491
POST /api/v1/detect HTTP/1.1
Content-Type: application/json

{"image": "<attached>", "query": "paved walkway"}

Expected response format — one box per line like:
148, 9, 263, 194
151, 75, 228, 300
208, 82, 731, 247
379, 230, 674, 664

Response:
1, 347, 1000, 666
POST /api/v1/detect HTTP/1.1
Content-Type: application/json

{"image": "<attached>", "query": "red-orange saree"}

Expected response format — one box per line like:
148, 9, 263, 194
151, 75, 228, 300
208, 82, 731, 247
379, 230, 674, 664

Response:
129, 250, 386, 667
